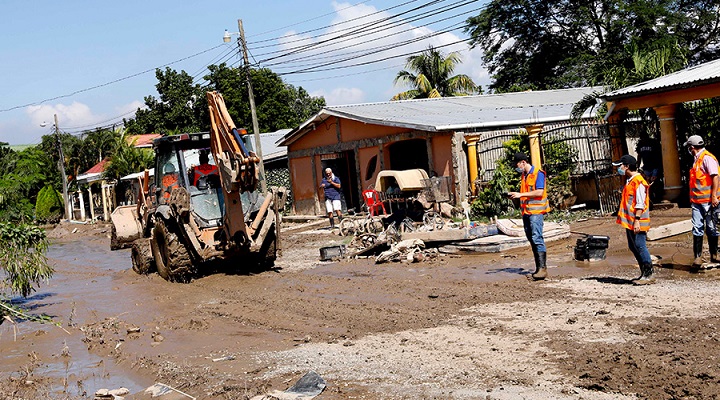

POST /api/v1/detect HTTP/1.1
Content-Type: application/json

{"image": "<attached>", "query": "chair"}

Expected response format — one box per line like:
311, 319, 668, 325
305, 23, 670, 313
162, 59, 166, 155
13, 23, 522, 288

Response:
362, 189, 387, 216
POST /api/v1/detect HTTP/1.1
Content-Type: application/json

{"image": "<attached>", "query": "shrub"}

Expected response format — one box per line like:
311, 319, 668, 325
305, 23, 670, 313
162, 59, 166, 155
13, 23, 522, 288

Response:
35, 185, 63, 223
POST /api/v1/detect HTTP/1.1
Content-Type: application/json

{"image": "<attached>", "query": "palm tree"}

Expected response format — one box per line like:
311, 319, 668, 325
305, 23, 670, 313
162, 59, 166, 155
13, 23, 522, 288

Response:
392, 45, 478, 100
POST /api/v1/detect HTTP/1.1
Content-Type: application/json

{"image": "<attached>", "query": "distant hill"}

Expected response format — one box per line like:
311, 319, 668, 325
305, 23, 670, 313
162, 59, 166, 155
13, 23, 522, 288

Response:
8, 144, 35, 152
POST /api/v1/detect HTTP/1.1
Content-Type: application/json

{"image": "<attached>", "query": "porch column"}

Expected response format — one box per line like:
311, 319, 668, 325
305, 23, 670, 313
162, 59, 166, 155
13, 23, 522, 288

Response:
101, 181, 108, 221
78, 190, 86, 221
526, 124, 544, 168
607, 113, 627, 162
88, 187, 96, 221
655, 104, 683, 202
466, 135, 480, 195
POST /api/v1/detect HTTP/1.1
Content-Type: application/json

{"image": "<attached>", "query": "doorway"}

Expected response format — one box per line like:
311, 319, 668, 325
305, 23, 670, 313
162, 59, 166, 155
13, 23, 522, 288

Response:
321, 151, 359, 213
388, 139, 429, 172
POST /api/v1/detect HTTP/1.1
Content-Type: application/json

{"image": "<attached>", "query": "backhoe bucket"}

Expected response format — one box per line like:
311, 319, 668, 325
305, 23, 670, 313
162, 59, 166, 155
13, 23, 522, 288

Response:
110, 205, 143, 250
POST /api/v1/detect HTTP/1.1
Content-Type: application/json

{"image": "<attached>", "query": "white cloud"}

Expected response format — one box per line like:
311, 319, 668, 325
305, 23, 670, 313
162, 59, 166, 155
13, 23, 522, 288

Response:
26, 102, 102, 130
313, 87, 365, 106
116, 100, 146, 116
282, 2, 491, 101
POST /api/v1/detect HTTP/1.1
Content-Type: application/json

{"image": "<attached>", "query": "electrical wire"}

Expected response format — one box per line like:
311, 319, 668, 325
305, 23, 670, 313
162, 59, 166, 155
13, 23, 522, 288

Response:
277, 37, 472, 75
252, 0, 450, 63
0, 44, 226, 113
247, 0, 423, 47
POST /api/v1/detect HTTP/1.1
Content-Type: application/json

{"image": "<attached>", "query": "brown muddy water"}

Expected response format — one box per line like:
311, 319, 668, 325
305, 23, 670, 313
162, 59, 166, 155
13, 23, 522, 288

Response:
1, 236, 153, 397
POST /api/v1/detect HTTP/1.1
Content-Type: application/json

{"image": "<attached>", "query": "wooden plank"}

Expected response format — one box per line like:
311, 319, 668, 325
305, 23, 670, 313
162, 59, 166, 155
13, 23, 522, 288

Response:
495, 218, 569, 237
402, 229, 470, 243
439, 228, 570, 254
646, 220, 691, 241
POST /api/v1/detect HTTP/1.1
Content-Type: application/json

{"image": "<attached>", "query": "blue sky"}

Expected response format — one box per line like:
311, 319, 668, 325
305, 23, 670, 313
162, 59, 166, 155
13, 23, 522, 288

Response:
0, 0, 489, 145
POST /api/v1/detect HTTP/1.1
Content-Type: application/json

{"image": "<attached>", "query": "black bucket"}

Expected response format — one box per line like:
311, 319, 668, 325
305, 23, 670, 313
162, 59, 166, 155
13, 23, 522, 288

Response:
574, 235, 610, 262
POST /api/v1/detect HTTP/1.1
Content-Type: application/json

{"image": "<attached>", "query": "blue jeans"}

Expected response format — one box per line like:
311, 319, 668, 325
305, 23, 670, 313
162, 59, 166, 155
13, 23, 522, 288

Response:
626, 229, 652, 265
523, 214, 546, 253
691, 202, 719, 237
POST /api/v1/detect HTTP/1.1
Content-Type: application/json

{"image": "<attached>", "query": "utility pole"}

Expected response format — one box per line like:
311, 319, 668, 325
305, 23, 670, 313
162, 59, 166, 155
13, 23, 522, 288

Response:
237, 19, 267, 194
54, 114, 71, 220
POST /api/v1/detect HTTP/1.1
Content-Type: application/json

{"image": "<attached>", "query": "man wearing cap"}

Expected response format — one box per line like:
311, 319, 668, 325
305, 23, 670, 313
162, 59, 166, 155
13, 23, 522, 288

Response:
685, 135, 720, 268
614, 154, 654, 284
508, 152, 550, 280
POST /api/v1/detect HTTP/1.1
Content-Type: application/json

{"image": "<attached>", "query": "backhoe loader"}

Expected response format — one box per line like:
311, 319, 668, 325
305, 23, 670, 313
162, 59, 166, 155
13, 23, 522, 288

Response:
110, 91, 285, 282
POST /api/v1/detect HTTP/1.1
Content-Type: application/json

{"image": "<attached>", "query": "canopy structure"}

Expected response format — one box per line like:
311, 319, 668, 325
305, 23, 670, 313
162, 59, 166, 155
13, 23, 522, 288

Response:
374, 169, 430, 192
602, 58, 720, 202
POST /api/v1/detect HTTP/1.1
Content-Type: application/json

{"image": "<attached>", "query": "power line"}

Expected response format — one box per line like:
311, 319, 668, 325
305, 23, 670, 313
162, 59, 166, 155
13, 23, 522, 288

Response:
246, 0, 374, 40
0, 44, 226, 113
247, 0, 423, 47
253, 0, 449, 64
277, 38, 472, 75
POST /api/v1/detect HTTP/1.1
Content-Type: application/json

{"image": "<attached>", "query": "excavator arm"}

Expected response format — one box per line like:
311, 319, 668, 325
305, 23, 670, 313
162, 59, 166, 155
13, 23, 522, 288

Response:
206, 91, 262, 243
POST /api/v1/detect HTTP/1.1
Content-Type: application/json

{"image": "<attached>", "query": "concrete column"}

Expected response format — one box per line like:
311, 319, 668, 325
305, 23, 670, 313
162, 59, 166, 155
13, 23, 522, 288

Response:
466, 135, 480, 195
526, 124, 544, 168
78, 190, 86, 221
88, 187, 96, 221
101, 181, 108, 221
607, 113, 627, 162
655, 104, 683, 202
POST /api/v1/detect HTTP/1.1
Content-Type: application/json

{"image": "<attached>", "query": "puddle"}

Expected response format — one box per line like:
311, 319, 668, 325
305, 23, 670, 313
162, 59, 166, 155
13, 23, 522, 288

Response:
0, 238, 154, 396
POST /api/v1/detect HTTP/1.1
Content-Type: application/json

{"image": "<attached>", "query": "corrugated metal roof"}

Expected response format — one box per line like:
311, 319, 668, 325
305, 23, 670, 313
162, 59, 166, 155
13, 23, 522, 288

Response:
280, 87, 601, 146
603, 58, 720, 100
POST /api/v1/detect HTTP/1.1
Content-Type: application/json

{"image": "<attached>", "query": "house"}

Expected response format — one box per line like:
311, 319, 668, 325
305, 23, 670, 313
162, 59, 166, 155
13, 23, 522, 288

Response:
602, 57, 720, 203
279, 87, 600, 215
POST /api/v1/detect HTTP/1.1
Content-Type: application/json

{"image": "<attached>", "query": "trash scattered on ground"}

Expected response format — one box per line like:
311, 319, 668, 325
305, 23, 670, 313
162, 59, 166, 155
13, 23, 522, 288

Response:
94, 387, 129, 399
211, 355, 235, 362
250, 370, 326, 400
144, 383, 196, 399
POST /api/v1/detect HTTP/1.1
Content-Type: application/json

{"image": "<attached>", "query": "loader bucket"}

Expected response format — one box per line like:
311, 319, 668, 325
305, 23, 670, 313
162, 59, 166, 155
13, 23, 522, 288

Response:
110, 205, 143, 250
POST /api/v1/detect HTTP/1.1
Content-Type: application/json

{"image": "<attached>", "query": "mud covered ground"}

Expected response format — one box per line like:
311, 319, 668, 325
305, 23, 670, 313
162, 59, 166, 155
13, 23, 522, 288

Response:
2, 208, 720, 399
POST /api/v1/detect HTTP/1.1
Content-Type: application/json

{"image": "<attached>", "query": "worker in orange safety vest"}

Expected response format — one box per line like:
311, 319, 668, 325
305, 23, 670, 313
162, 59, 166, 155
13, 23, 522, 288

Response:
191, 151, 219, 187
685, 135, 720, 269
614, 154, 654, 284
508, 152, 550, 281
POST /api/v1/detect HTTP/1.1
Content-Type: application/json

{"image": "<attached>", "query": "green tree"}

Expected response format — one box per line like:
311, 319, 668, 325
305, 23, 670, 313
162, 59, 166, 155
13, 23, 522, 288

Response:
0, 222, 54, 325
392, 45, 478, 100
123, 64, 325, 136
204, 64, 325, 134
103, 131, 155, 182
465, 0, 720, 92
124, 68, 207, 135
0, 147, 52, 222
35, 185, 63, 223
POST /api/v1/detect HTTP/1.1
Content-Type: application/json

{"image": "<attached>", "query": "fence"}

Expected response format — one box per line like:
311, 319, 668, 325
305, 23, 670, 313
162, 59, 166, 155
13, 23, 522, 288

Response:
475, 122, 615, 181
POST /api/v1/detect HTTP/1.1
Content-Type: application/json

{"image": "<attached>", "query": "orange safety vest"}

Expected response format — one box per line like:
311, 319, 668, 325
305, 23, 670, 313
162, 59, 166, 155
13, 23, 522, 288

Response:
690, 149, 720, 204
520, 168, 550, 215
193, 164, 219, 186
162, 174, 179, 199
616, 174, 650, 231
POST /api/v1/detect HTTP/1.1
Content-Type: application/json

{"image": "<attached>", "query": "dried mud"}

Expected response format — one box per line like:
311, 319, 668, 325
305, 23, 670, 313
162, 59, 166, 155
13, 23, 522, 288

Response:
2, 208, 719, 400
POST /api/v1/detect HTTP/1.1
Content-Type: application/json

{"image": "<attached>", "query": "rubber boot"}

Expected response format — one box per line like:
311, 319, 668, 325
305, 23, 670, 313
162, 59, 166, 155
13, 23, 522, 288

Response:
692, 235, 704, 269
709, 235, 720, 263
634, 263, 655, 285
531, 251, 547, 280
329, 216, 335, 229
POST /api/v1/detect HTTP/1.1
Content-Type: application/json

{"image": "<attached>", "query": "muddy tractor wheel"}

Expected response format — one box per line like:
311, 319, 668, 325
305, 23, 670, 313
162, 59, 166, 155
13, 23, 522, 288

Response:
131, 238, 156, 275
110, 224, 122, 250
151, 219, 194, 283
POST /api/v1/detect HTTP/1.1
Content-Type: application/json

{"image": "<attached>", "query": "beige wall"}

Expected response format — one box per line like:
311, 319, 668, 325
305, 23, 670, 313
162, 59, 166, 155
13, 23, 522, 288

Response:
286, 117, 461, 215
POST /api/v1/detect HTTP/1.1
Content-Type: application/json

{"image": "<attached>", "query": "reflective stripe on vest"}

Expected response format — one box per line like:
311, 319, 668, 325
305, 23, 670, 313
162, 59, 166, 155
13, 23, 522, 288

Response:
162, 175, 179, 199
193, 164, 219, 185
690, 150, 720, 204
616, 174, 650, 231
520, 168, 550, 215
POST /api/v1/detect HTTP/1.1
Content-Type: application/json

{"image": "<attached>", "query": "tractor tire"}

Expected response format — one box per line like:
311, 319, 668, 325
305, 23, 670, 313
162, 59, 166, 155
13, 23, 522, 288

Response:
131, 238, 156, 275
151, 219, 194, 283
259, 229, 277, 268
110, 224, 122, 250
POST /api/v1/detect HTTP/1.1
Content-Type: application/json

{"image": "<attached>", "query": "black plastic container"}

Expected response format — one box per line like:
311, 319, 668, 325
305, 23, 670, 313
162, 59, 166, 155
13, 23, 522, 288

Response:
574, 235, 610, 262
